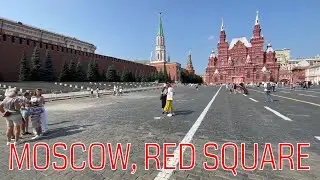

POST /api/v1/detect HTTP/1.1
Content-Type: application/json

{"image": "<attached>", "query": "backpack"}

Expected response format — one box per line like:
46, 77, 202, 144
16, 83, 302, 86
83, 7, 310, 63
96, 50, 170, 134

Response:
266, 83, 272, 91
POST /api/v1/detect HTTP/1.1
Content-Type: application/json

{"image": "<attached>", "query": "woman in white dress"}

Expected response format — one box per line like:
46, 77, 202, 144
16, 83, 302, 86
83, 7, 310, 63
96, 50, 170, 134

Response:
34, 89, 47, 133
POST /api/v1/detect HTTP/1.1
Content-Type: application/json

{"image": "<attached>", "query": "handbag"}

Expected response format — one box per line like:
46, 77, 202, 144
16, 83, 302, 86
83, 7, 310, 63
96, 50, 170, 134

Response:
2, 111, 12, 117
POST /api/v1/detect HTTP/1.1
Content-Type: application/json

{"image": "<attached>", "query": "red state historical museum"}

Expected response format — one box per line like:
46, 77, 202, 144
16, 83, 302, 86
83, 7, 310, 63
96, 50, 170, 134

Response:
203, 11, 280, 84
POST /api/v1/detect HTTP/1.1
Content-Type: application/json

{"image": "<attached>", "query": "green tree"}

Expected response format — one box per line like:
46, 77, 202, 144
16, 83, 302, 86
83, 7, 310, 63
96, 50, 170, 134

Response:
100, 69, 106, 81
68, 58, 77, 81
106, 65, 117, 82
94, 60, 100, 81
75, 60, 86, 81
30, 46, 42, 81
121, 70, 131, 82
42, 50, 55, 81
18, 52, 31, 81
86, 60, 96, 81
59, 61, 69, 82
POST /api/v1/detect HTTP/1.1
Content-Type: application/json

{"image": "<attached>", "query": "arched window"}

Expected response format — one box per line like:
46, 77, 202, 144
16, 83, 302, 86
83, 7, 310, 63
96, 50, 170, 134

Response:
220, 75, 223, 80
157, 53, 159, 60
262, 75, 267, 82
246, 71, 250, 78
214, 60, 217, 66
256, 73, 260, 80
214, 77, 218, 82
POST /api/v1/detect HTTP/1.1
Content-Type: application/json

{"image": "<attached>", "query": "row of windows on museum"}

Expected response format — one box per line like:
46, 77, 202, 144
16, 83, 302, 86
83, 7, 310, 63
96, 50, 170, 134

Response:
211, 72, 267, 80
213, 74, 268, 82
1, 34, 143, 65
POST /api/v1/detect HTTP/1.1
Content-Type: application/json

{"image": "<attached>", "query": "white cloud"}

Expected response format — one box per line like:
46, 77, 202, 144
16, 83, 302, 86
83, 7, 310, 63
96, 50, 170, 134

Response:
208, 35, 215, 41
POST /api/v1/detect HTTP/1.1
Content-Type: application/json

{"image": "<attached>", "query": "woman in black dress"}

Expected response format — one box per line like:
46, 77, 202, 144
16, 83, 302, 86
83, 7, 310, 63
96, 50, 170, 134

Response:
160, 84, 168, 114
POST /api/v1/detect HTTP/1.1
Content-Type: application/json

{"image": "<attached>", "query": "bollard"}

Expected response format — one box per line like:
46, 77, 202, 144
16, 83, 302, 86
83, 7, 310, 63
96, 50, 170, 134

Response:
55, 82, 58, 85
0, 84, 1, 87
70, 85, 73, 87
75, 85, 78, 88
81, 86, 84, 89
64, 84, 67, 86
104, 84, 106, 86
3, 85, 6, 88
94, 83, 97, 85
87, 87, 90, 91
19, 88, 23, 93
99, 83, 102, 85
8, 86, 11, 88
59, 83, 63, 86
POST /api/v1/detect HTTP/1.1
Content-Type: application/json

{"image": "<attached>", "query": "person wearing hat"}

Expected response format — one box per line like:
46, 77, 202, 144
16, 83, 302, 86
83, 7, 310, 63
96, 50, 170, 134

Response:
0, 88, 23, 145
29, 96, 44, 139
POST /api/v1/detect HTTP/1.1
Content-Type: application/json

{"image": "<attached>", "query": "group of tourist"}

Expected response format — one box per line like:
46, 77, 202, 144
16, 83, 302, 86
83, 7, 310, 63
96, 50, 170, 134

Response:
160, 83, 175, 116
113, 85, 123, 96
225, 83, 248, 95
0, 88, 48, 145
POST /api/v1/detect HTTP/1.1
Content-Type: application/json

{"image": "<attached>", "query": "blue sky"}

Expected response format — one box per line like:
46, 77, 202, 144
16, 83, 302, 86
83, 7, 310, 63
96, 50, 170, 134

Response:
1, 0, 320, 74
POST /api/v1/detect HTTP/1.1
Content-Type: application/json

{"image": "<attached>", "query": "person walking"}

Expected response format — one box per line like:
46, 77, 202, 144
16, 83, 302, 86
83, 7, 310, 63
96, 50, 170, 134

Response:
34, 89, 48, 133
113, 85, 117, 96
160, 84, 168, 114
0, 88, 23, 145
20, 92, 32, 135
264, 81, 273, 102
96, 87, 100, 98
164, 84, 175, 116
29, 96, 44, 140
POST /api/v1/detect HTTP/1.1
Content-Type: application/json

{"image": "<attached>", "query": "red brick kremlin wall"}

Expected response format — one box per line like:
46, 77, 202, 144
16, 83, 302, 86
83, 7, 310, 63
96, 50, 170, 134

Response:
0, 33, 156, 81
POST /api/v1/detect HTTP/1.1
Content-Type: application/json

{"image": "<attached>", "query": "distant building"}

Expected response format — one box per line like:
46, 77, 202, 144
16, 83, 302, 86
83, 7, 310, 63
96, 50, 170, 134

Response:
275, 49, 290, 66
305, 64, 320, 85
185, 51, 195, 74
0, 17, 156, 81
149, 13, 181, 82
203, 11, 279, 84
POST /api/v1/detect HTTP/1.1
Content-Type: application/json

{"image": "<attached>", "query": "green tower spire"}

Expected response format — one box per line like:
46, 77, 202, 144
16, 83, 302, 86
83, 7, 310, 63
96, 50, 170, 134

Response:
158, 12, 164, 36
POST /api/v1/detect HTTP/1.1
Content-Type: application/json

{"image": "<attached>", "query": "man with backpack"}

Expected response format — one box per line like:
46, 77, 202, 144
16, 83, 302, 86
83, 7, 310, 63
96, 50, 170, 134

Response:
264, 81, 273, 102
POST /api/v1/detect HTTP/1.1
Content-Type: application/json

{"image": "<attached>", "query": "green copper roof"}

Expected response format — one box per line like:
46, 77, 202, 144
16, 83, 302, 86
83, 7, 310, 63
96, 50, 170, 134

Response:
158, 13, 164, 36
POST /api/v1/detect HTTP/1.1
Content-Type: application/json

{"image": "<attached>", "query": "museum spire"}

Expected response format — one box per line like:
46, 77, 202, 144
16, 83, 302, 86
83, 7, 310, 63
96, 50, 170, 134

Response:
255, 11, 260, 25
221, 18, 224, 31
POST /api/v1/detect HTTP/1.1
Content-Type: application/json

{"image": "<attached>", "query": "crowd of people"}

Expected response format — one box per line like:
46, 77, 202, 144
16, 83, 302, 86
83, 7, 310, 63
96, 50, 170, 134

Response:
225, 83, 249, 95
0, 88, 48, 145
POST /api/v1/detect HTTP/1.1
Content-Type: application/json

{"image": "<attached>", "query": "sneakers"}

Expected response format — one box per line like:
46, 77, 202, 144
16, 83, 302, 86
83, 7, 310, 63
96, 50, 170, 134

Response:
32, 134, 42, 140
167, 113, 173, 117
13, 141, 19, 145
6, 142, 10, 146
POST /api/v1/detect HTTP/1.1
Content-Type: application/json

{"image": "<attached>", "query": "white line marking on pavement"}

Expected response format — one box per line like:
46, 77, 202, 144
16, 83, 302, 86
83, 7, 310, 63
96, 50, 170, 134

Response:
281, 91, 291, 94
315, 136, 320, 140
249, 98, 258, 102
243, 94, 247, 96
154, 117, 161, 120
298, 94, 318, 97
264, 106, 292, 121
154, 86, 222, 180
287, 114, 310, 117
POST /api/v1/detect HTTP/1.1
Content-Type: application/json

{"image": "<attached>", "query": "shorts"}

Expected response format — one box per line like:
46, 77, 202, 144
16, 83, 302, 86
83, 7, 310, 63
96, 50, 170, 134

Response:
5, 113, 23, 127
30, 118, 41, 128
21, 110, 29, 118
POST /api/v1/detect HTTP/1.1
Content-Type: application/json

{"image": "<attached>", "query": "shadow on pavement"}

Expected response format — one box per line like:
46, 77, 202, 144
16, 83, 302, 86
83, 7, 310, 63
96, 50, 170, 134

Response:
25, 124, 94, 142
48, 120, 71, 126
174, 110, 194, 116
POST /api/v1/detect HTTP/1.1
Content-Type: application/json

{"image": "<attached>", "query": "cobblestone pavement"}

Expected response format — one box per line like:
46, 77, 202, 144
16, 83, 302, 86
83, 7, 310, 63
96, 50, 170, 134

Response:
0, 86, 319, 179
